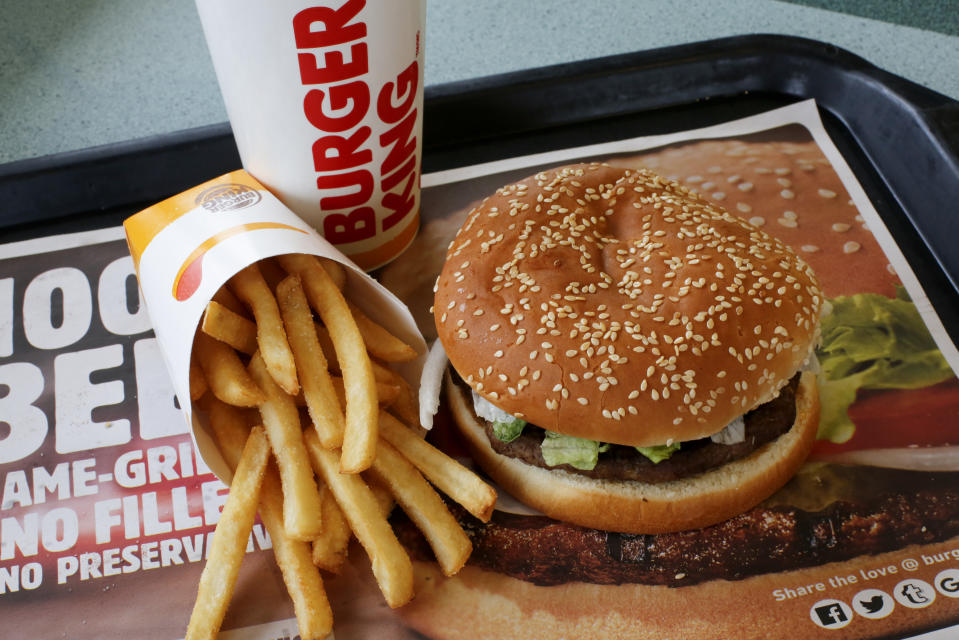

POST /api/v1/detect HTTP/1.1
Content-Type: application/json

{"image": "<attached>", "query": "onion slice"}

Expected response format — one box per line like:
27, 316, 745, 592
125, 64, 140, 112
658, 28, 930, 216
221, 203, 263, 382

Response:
418, 339, 449, 430
710, 415, 746, 445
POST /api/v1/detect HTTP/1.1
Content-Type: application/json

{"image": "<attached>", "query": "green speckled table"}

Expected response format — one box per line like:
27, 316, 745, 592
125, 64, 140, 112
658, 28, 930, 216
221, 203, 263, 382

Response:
1, 0, 957, 166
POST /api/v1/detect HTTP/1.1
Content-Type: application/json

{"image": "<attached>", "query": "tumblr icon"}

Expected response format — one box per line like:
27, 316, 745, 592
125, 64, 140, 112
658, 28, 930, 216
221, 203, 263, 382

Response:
893, 579, 936, 609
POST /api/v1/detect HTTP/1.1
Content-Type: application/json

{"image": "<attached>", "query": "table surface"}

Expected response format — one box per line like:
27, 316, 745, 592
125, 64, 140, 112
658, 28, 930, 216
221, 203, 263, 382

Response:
1, 0, 958, 167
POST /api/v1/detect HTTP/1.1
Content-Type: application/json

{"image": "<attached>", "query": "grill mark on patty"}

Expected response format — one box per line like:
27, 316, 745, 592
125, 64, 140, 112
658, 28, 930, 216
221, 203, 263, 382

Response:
461, 373, 800, 483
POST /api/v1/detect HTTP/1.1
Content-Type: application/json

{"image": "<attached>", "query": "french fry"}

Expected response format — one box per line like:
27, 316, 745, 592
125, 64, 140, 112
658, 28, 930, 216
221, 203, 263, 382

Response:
248, 352, 323, 540
347, 302, 419, 363
312, 323, 338, 369
305, 430, 414, 608
379, 412, 497, 522
257, 256, 289, 291
194, 332, 265, 407
202, 300, 258, 355
367, 476, 397, 517
208, 399, 333, 639
369, 359, 401, 386
311, 485, 352, 573
310, 477, 396, 574
185, 425, 270, 640
384, 370, 420, 427
368, 439, 472, 577
278, 254, 377, 473
189, 356, 208, 401
230, 264, 299, 396
276, 274, 346, 449
330, 376, 402, 407
211, 285, 247, 317
319, 257, 346, 290
314, 323, 398, 385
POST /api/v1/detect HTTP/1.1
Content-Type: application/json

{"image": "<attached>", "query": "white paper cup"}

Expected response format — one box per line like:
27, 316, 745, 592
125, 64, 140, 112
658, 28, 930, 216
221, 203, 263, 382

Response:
196, 0, 426, 270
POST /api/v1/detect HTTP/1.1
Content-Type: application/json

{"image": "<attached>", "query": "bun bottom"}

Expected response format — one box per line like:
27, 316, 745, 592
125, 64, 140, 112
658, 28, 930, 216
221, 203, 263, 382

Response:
447, 371, 820, 534
398, 537, 959, 640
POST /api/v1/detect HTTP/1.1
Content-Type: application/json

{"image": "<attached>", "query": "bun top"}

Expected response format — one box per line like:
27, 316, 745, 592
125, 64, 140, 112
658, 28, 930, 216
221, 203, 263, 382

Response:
434, 163, 822, 446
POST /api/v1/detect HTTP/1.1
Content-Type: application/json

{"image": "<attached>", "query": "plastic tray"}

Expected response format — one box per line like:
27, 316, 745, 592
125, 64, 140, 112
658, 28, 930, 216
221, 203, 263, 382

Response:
1, 34, 957, 342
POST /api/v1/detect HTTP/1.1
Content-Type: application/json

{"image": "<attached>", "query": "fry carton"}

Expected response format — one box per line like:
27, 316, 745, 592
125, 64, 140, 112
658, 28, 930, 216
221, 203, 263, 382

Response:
124, 169, 427, 481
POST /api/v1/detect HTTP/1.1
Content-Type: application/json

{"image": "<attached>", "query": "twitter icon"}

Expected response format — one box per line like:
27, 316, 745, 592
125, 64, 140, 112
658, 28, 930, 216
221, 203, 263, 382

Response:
853, 588, 895, 619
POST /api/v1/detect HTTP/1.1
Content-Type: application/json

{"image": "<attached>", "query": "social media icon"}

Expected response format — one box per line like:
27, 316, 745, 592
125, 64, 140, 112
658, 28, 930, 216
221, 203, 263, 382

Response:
861, 595, 884, 614
852, 588, 894, 619
810, 599, 853, 629
935, 569, 959, 599
893, 579, 936, 609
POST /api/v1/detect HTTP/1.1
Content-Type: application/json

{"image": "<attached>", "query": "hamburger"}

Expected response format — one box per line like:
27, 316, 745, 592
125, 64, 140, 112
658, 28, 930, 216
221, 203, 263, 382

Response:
430, 162, 823, 534
386, 138, 959, 639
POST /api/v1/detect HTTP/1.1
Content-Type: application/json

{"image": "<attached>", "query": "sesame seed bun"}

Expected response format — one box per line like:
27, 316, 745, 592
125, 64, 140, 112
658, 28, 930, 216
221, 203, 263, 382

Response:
433, 163, 823, 447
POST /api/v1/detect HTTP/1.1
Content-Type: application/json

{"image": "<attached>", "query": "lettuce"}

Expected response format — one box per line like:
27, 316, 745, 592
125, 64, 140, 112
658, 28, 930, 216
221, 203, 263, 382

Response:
539, 433, 681, 469
816, 289, 954, 443
541, 431, 611, 470
636, 442, 682, 463
492, 416, 527, 443
473, 391, 527, 442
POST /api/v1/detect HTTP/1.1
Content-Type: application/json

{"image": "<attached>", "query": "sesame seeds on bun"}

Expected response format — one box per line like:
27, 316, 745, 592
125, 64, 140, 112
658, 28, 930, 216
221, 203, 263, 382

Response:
433, 163, 823, 447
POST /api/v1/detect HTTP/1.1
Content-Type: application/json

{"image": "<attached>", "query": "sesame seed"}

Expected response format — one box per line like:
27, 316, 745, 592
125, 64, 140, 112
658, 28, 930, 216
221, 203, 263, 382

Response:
843, 241, 861, 254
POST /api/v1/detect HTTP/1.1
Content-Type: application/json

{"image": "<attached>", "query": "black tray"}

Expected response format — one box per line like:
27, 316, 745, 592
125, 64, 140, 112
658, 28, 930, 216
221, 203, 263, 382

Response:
2, 34, 957, 345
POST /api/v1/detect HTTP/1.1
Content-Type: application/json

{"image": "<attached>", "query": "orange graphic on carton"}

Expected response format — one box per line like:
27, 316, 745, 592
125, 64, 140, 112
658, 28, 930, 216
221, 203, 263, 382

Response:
125, 170, 311, 301
125, 170, 260, 269
171, 222, 306, 300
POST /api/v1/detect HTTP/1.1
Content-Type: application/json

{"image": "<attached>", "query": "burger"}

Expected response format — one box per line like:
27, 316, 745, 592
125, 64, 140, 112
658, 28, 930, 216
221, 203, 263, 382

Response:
387, 142, 959, 640
430, 162, 822, 534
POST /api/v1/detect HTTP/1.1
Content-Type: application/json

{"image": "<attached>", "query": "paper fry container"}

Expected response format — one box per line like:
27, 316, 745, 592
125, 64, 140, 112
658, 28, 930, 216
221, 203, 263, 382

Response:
124, 169, 426, 481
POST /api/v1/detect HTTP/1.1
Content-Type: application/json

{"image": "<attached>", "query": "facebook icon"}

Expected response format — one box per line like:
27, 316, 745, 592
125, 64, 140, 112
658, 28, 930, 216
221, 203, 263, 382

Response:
811, 599, 853, 629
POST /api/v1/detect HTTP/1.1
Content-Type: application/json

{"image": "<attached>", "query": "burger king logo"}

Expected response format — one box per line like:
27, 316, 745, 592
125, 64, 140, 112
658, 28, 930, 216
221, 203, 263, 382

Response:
195, 183, 261, 213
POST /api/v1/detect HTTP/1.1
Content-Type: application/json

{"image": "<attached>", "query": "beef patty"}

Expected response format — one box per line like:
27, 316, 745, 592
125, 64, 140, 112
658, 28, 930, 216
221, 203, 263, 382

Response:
393, 465, 959, 587
458, 373, 800, 483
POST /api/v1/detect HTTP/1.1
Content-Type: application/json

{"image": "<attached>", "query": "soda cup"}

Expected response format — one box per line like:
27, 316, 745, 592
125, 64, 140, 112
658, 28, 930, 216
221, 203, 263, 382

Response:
196, 0, 426, 270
